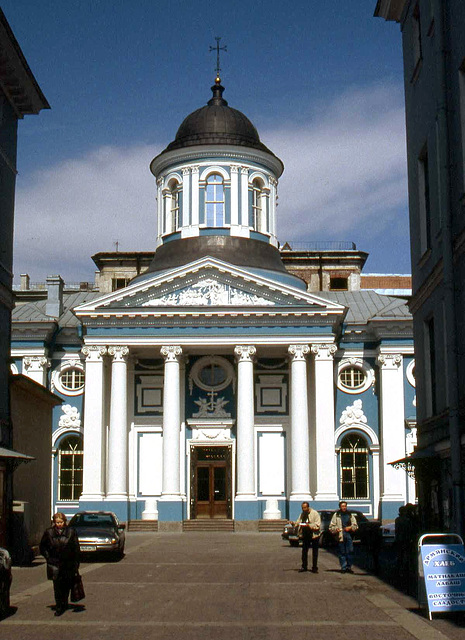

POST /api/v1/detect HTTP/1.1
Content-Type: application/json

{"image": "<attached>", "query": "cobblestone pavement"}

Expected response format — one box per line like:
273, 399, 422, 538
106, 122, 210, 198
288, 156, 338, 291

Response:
2, 532, 465, 639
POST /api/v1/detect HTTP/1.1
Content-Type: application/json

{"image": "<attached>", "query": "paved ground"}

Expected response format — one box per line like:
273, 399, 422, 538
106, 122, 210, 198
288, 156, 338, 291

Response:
2, 532, 465, 639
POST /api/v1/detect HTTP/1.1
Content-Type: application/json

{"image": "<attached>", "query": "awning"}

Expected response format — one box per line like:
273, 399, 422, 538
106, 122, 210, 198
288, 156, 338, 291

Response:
0, 447, 35, 471
389, 447, 437, 478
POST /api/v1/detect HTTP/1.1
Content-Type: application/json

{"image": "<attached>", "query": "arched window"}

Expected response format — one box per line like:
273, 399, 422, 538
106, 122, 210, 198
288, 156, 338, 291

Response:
252, 179, 263, 231
205, 173, 224, 226
340, 433, 369, 499
58, 435, 83, 501
169, 180, 180, 232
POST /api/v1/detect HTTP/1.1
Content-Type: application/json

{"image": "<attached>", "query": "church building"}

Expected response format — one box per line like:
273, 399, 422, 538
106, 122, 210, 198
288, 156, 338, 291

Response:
11, 76, 416, 527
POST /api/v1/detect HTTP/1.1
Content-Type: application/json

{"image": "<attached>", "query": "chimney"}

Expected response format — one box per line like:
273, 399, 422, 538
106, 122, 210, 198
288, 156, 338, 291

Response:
20, 274, 30, 290
46, 275, 64, 318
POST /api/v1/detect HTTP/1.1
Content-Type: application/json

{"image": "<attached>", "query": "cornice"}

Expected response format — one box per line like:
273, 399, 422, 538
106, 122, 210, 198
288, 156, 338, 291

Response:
150, 145, 283, 178
409, 259, 443, 314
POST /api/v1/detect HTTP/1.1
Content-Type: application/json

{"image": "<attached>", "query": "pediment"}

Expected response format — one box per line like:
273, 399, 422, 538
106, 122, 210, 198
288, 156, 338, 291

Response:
74, 257, 346, 316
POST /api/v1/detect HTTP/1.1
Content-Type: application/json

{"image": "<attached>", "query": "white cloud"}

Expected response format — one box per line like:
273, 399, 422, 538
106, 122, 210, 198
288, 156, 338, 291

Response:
13, 81, 408, 282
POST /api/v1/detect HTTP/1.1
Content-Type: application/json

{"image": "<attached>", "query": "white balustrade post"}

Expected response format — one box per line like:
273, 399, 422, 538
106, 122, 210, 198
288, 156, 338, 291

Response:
377, 353, 406, 514
80, 346, 107, 500
161, 346, 182, 499
311, 343, 339, 501
107, 346, 129, 499
22, 356, 50, 386
288, 345, 311, 500
234, 345, 256, 498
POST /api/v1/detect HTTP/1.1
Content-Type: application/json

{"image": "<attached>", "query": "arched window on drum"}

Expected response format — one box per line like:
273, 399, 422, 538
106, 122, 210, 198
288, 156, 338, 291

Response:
58, 435, 83, 501
252, 178, 264, 232
340, 433, 369, 500
205, 173, 224, 226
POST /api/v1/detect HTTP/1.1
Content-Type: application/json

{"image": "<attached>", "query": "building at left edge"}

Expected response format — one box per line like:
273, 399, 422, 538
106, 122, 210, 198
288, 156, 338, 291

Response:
11, 76, 417, 529
0, 9, 50, 549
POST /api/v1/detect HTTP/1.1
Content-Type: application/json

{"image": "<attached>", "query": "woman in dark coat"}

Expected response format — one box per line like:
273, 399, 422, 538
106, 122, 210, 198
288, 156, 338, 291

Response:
40, 512, 80, 616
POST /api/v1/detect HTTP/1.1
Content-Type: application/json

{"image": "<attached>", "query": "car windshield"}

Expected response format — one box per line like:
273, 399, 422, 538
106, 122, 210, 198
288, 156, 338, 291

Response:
70, 514, 116, 527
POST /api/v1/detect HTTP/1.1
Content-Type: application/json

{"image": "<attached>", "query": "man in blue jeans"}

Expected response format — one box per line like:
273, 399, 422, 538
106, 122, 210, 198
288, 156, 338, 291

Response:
329, 501, 358, 573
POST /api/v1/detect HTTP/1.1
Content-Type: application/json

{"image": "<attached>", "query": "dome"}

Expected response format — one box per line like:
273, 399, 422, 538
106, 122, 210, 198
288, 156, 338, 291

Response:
164, 80, 275, 155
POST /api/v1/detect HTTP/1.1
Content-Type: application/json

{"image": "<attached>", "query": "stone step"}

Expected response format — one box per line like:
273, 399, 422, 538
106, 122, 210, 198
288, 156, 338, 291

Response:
258, 519, 287, 532
127, 520, 159, 532
183, 519, 235, 532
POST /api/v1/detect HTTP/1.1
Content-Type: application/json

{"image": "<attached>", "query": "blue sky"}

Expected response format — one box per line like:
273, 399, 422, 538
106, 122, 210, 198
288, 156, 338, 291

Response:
4, 1, 409, 283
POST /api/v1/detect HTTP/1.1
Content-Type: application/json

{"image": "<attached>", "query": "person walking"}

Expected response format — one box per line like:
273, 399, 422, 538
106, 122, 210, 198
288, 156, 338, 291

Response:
329, 501, 358, 573
40, 512, 80, 616
294, 501, 321, 573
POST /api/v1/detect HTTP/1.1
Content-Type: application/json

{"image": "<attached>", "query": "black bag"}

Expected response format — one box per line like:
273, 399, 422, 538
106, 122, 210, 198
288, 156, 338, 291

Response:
71, 573, 85, 602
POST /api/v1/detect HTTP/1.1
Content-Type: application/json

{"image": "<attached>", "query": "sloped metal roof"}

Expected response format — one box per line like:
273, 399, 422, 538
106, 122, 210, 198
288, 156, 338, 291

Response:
12, 291, 101, 327
317, 290, 411, 324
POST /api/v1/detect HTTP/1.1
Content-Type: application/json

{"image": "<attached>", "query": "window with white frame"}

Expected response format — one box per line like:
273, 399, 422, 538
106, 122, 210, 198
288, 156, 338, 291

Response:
337, 359, 374, 394
169, 179, 180, 232
340, 433, 369, 500
52, 362, 85, 396
205, 173, 224, 226
58, 435, 83, 501
252, 178, 263, 231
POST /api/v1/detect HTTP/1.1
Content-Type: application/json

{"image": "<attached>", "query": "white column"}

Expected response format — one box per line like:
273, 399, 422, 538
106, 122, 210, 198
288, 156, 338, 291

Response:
107, 346, 129, 499
269, 177, 278, 246
156, 177, 163, 243
22, 356, 50, 386
240, 166, 250, 235
288, 345, 311, 500
377, 353, 406, 506
190, 165, 199, 231
230, 164, 240, 232
182, 167, 190, 229
371, 446, 381, 519
81, 346, 107, 500
234, 345, 256, 498
161, 346, 182, 499
311, 343, 339, 501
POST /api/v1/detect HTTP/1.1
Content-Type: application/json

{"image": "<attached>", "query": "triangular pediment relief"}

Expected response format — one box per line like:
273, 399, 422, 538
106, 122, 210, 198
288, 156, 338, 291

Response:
74, 257, 346, 315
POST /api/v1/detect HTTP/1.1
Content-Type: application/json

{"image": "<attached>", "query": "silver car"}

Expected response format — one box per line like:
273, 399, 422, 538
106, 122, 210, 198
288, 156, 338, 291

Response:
69, 511, 125, 559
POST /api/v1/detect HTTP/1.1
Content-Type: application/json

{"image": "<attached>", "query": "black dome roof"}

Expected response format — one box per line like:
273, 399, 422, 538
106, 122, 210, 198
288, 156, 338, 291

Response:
165, 80, 274, 154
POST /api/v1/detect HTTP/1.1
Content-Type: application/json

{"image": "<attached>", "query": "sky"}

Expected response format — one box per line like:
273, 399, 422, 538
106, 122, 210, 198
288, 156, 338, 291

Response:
4, 1, 409, 284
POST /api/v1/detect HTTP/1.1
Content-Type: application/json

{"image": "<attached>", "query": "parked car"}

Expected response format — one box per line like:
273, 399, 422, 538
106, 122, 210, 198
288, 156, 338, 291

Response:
69, 511, 125, 559
0, 547, 12, 618
282, 509, 381, 548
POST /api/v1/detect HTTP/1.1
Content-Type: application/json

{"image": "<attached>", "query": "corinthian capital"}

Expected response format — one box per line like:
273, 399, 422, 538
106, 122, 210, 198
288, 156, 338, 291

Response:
161, 345, 183, 362
377, 353, 402, 369
108, 346, 129, 362
81, 345, 107, 360
234, 345, 256, 362
23, 356, 50, 370
311, 343, 337, 359
288, 344, 310, 361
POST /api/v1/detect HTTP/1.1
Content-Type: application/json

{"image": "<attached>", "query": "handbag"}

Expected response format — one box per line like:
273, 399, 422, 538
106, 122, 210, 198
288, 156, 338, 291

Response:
71, 572, 85, 602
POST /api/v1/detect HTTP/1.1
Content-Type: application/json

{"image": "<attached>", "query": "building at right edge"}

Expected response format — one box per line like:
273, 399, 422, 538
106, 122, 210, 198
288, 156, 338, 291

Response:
375, 0, 465, 535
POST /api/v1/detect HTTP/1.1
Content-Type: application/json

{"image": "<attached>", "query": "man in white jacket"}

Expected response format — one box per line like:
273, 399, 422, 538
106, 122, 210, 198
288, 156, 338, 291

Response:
293, 502, 321, 573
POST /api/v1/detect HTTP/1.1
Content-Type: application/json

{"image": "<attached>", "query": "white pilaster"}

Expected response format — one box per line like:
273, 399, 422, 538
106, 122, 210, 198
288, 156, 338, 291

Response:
377, 352, 406, 505
311, 343, 339, 501
234, 345, 256, 498
107, 346, 129, 499
230, 164, 240, 232
372, 447, 381, 519
288, 344, 311, 500
191, 165, 199, 230
161, 346, 183, 500
22, 356, 50, 386
81, 346, 107, 500
182, 167, 190, 229
269, 177, 278, 246
156, 177, 163, 246
240, 166, 250, 235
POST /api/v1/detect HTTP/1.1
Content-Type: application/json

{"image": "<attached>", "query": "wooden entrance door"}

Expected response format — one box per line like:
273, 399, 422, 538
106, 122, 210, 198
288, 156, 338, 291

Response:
191, 446, 232, 519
